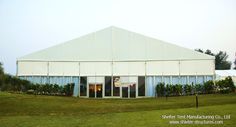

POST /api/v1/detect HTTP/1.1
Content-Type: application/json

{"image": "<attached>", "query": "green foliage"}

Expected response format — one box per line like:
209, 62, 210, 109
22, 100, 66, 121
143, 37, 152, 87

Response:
155, 81, 232, 97
191, 83, 195, 95
216, 76, 235, 93
205, 49, 214, 56
215, 51, 231, 70
195, 84, 203, 94
225, 76, 235, 92
0, 62, 3, 74
234, 58, 236, 70
0, 74, 32, 92
0, 62, 4, 90
155, 83, 165, 97
53, 84, 60, 94
64, 83, 75, 96
184, 84, 192, 95
168, 84, 174, 96
195, 49, 214, 56
195, 49, 204, 53
28, 83, 74, 96
165, 84, 170, 96
203, 80, 214, 94
0, 62, 33, 92
175, 84, 182, 96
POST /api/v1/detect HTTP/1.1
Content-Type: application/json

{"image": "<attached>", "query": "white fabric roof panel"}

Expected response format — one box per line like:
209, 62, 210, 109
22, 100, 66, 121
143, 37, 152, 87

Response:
215, 70, 236, 76
18, 26, 214, 62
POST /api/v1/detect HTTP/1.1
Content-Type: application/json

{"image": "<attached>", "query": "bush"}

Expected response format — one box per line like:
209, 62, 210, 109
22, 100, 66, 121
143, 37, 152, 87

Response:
64, 83, 75, 96
184, 84, 192, 95
225, 76, 235, 92
27, 89, 34, 94
165, 84, 170, 96
156, 83, 183, 97
155, 83, 165, 97
204, 80, 214, 94
195, 84, 203, 94
53, 84, 60, 95
216, 76, 235, 93
175, 84, 183, 96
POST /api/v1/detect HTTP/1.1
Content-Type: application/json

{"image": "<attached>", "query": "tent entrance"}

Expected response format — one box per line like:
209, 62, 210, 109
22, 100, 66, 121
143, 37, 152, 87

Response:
121, 84, 136, 98
89, 84, 103, 98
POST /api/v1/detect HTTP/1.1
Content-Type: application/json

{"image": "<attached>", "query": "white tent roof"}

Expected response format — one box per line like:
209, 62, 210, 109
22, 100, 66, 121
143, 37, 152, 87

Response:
18, 26, 214, 61
215, 70, 236, 77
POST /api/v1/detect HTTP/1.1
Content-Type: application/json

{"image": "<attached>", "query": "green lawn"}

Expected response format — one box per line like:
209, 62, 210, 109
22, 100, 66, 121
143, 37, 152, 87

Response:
0, 92, 235, 127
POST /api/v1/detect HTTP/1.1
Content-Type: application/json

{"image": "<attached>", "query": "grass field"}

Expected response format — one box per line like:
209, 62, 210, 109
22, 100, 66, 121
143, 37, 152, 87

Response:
0, 92, 235, 127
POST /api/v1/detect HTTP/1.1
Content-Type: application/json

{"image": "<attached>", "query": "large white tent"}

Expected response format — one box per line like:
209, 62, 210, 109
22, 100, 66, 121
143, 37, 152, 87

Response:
17, 26, 215, 98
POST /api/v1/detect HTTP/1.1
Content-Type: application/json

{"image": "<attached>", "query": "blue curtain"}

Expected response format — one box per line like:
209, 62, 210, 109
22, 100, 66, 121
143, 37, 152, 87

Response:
189, 76, 196, 85
197, 76, 204, 84
172, 76, 179, 85
146, 76, 154, 97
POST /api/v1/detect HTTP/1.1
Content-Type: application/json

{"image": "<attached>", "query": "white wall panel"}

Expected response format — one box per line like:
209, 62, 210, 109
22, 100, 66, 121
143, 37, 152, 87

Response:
146, 61, 162, 75
162, 61, 179, 75
146, 61, 179, 75
88, 77, 104, 83
120, 76, 137, 83
128, 62, 145, 75
129, 76, 137, 83
18, 61, 47, 76
80, 62, 111, 76
180, 60, 214, 75
113, 62, 145, 76
113, 62, 128, 75
49, 62, 79, 76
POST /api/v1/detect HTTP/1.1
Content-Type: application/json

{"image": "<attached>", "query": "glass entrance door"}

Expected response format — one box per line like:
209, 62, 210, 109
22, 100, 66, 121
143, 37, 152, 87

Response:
130, 84, 136, 98
122, 87, 128, 98
96, 84, 102, 98
122, 84, 136, 98
89, 84, 103, 98
89, 84, 95, 98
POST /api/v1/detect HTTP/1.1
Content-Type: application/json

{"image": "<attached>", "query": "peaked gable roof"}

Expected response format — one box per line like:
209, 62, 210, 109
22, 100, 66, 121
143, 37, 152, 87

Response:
18, 26, 214, 61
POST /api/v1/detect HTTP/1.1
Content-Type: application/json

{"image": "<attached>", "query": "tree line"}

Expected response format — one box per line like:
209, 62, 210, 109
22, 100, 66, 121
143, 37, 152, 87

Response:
155, 76, 235, 97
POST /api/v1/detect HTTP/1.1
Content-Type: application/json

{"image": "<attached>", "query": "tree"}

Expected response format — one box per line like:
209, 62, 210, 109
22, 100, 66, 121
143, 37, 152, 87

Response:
0, 62, 4, 89
195, 49, 214, 56
215, 51, 231, 70
0, 62, 3, 74
195, 49, 204, 53
205, 49, 214, 56
234, 57, 236, 70
225, 76, 235, 92
216, 76, 235, 93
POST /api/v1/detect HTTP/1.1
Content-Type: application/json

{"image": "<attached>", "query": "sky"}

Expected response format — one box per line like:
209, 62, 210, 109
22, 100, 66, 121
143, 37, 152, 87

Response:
0, 0, 236, 75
